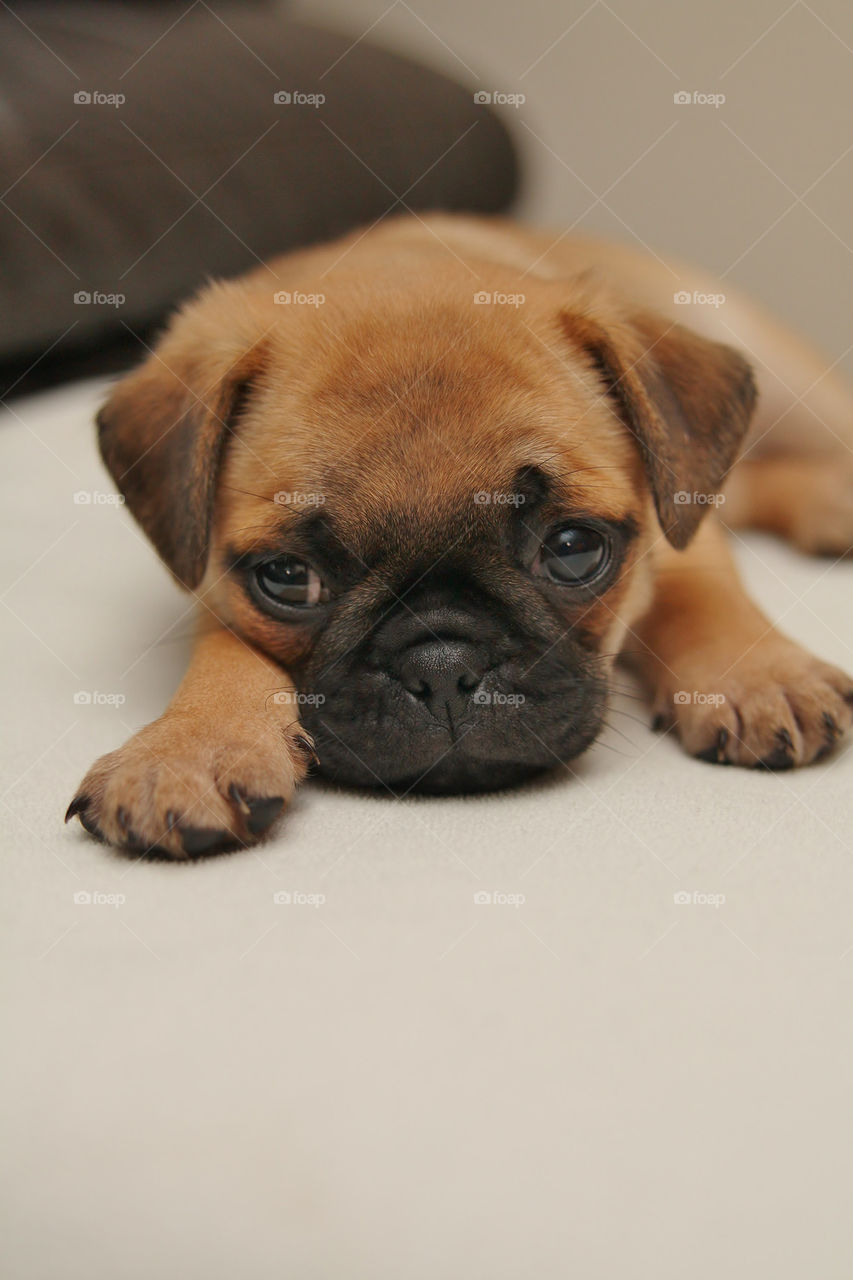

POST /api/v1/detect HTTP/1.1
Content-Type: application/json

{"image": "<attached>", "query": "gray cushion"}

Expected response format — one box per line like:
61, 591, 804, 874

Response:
0, 3, 518, 388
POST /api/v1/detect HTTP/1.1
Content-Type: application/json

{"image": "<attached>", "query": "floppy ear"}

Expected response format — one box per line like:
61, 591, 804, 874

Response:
97, 291, 267, 589
561, 302, 757, 548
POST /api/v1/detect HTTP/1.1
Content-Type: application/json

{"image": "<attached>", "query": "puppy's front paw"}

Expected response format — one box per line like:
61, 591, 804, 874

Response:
653, 641, 853, 769
66, 715, 317, 857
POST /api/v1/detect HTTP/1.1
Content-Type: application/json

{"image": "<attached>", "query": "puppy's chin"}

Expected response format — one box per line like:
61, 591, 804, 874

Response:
299, 676, 608, 795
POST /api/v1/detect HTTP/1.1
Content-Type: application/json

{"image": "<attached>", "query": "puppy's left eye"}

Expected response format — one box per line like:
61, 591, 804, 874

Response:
255, 556, 328, 607
535, 525, 610, 585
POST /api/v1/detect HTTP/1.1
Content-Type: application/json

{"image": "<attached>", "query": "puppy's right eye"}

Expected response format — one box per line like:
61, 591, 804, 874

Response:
255, 556, 328, 608
535, 524, 610, 586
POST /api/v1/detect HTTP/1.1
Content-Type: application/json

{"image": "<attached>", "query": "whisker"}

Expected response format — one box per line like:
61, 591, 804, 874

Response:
605, 705, 652, 730
590, 730, 635, 758
607, 689, 647, 703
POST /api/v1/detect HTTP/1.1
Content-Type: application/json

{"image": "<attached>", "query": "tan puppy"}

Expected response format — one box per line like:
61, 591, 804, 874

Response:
66, 215, 853, 856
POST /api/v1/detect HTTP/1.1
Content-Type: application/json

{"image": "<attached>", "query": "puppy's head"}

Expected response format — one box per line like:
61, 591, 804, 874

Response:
98, 239, 755, 792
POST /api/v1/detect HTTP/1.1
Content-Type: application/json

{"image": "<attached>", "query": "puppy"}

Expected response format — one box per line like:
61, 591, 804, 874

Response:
66, 215, 853, 856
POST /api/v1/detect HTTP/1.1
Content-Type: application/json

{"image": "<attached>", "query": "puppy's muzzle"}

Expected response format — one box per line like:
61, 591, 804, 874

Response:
299, 589, 607, 795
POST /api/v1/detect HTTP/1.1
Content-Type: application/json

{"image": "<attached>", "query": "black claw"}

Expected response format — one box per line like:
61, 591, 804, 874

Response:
116, 805, 131, 833
651, 714, 667, 734
165, 810, 180, 831
137, 844, 177, 860
815, 712, 841, 761
180, 826, 233, 857
228, 783, 251, 815
64, 794, 89, 824
696, 727, 730, 764
122, 829, 150, 853
758, 728, 795, 771
66, 794, 105, 842
293, 732, 320, 767
228, 786, 285, 836
78, 809, 105, 841
245, 795, 285, 836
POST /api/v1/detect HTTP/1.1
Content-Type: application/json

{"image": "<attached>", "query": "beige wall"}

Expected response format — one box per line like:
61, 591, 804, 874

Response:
294, 0, 853, 375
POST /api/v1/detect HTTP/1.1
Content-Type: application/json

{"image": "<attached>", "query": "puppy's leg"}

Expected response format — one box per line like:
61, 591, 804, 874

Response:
723, 456, 853, 557
66, 623, 316, 856
629, 519, 853, 767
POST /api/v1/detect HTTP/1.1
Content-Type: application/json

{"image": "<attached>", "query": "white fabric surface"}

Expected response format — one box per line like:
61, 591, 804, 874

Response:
3, 377, 853, 1278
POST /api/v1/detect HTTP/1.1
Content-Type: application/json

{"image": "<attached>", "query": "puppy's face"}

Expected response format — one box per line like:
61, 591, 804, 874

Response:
97, 232, 756, 792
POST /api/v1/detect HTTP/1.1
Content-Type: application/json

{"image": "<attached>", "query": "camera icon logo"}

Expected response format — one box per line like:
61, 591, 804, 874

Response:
673, 891, 692, 905
673, 690, 691, 704
273, 91, 292, 104
73, 691, 92, 705
472, 689, 491, 705
73, 490, 92, 504
73, 291, 92, 305
473, 891, 492, 904
673, 490, 691, 505
74, 890, 92, 904
273, 891, 292, 904
673, 290, 692, 305
473, 91, 492, 104
473, 291, 492, 304
673, 91, 691, 105
274, 291, 291, 304
74, 91, 92, 105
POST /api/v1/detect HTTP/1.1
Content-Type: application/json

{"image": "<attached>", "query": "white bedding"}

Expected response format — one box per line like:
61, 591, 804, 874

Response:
3, 377, 853, 1278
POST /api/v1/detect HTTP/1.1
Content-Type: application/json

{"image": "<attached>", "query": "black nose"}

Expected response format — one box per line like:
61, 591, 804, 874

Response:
397, 640, 488, 723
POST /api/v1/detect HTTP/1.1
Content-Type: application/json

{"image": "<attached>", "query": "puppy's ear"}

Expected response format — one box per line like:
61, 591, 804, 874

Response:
561, 302, 757, 547
97, 289, 267, 588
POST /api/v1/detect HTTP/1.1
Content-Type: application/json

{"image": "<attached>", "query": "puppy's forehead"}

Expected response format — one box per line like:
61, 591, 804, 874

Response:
221, 297, 642, 555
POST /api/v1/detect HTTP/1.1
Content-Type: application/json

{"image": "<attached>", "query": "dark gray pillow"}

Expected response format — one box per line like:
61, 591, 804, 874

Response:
0, 3, 518, 390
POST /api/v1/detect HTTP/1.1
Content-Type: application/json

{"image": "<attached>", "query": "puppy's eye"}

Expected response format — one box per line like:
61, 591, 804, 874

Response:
536, 525, 609, 585
255, 556, 327, 607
